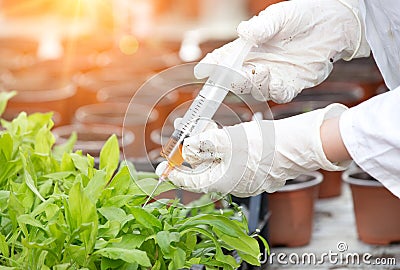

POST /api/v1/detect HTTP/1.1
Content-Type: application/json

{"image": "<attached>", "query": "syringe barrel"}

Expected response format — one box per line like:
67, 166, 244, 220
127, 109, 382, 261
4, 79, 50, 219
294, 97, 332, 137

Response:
160, 38, 253, 170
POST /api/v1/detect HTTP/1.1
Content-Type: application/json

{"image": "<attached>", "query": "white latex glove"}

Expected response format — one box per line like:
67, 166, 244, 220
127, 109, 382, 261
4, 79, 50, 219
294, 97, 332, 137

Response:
195, 0, 370, 103
156, 104, 350, 197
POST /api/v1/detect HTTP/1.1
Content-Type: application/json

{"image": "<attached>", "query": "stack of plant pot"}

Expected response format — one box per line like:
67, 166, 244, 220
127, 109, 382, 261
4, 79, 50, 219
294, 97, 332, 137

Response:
343, 167, 400, 245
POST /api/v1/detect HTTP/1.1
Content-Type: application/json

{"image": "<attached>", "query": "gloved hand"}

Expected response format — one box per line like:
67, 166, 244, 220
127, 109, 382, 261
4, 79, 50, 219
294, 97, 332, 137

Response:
156, 104, 351, 197
195, 0, 370, 103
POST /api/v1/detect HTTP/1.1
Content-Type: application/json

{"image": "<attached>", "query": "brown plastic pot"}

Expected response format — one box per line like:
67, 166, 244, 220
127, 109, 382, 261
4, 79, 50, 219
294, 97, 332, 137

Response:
343, 169, 400, 245
326, 57, 384, 101
269, 101, 343, 198
52, 124, 134, 159
148, 65, 204, 106
97, 82, 179, 131
73, 68, 150, 108
248, 0, 285, 16
74, 102, 158, 158
3, 79, 76, 126
2, 107, 62, 127
293, 81, 364, 107
0, 48, 36, 70
268, 172, 323, 247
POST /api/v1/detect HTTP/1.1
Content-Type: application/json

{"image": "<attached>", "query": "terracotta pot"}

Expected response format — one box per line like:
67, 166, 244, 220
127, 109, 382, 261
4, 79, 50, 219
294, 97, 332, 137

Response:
0, 37, 39, 54
0, 48, 36, 70
326, 57, 384, 101
52, 124, 134, 159
376, 84, 389, 95
268, 172, 323, 247
97, 82, 179, 132
3, 79, 76, 126
317, 170, 342, 199
198, 39, 233, 58
248, 0, 285, 16
343, 169, 400, 245
74, 102, 158, 158
2, 108, 62, 127
73, 68, 150, 108
96, 45, 180, 73
269, 101, 342, 198
148, 64, 204, 106
293, 81, 364, 107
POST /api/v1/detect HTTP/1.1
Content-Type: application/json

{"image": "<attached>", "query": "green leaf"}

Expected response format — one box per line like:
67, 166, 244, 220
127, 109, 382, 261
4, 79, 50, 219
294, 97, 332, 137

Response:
0, 133, 13, 161
156, 231, 180, 256
129, 207, 162, 232
168, 247, 186, 270
70, 153, 89, 176
68, 182, 98, 254
53, 132, 77, 160
178, 214, 244, 238
108, 234, 146, 250
34, 125, 55, 156
84, 170, 107, 204
94, 248, 151, 267
0, 232, 9, 257
99, 134, 120, 181
107, 165, 131, 196
0, 91, 16, 116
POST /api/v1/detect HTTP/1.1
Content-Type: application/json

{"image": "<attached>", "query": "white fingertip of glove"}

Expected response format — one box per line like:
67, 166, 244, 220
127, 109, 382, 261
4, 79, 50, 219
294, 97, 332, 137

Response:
237, 3, 285, 45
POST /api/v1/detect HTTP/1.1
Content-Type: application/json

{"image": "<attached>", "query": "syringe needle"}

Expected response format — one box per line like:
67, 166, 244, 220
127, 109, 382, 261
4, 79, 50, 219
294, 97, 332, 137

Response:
143, 175, 166, 207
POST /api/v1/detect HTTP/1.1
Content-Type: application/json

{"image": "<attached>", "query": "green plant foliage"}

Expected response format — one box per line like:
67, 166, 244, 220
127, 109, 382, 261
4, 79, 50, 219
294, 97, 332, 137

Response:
0, 95, 266, 269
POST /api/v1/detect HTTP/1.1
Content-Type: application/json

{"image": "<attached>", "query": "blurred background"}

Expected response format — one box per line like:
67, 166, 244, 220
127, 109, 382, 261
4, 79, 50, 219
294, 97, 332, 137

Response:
1, 1, 398, 268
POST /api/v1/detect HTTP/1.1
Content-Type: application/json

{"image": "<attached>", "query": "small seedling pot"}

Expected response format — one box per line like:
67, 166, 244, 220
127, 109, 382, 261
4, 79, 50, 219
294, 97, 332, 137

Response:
97, 82, 179, 133
53, 124, 134, 160
292, 81, 364, 107
248, 0, 284, 16
268, 172, 323, 247
269, 101, 342, 198
73, 68, 150, 108
326, 57, 384, 101
342, 169, 400, 245
74, 102, 158, 158
3, 79, 76, 126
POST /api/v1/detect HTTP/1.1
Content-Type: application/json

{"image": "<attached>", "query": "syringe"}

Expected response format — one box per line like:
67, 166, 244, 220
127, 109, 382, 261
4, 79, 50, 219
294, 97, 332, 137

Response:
144, 38, 253, 206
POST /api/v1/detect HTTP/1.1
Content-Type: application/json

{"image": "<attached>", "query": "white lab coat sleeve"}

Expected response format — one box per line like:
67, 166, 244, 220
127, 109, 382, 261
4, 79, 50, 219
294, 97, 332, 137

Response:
339, 88, 400, 198
359, 0, 400, 90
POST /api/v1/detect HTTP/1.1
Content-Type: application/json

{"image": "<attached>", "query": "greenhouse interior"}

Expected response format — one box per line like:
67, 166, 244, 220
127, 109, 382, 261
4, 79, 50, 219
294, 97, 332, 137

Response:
0, 0, 399, 269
